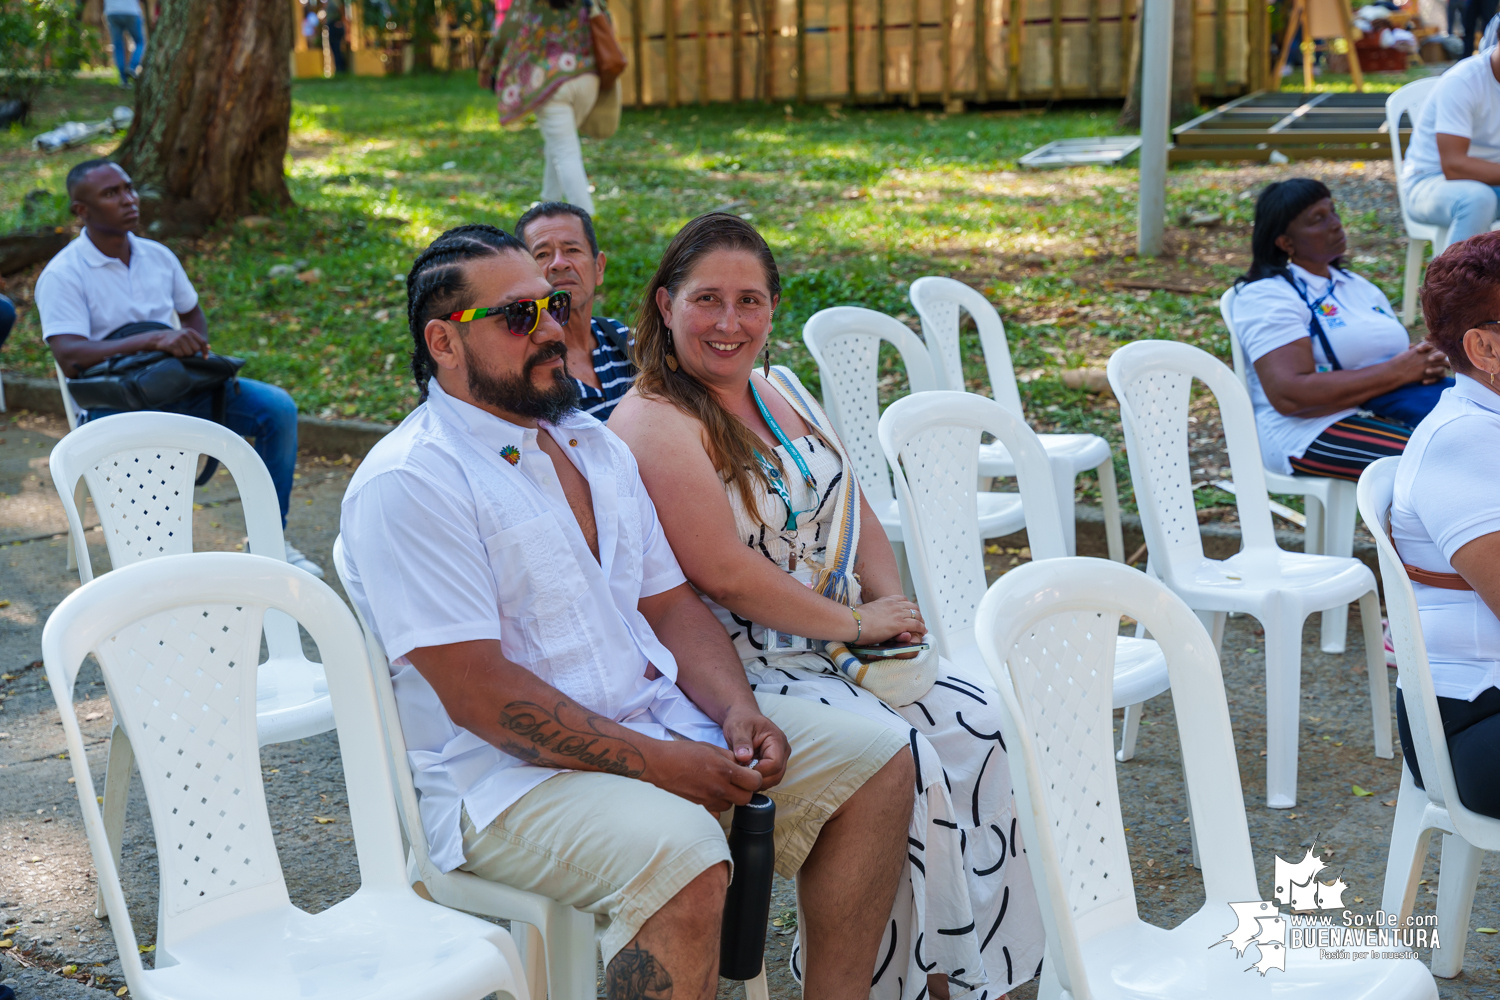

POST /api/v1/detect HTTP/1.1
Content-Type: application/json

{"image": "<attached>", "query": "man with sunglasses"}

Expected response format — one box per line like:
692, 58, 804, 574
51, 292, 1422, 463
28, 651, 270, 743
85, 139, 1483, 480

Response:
516, 202, 637, 421
340, 225, 916, 1000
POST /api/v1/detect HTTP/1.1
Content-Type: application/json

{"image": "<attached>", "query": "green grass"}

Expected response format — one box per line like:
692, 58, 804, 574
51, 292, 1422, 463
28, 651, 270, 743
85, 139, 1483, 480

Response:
0, 72, 1416, 514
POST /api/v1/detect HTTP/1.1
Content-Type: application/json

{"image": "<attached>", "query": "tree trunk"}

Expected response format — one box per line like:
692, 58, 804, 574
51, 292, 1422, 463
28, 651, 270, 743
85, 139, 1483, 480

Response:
1171, 0, 1197, 120
115, 0, 294, 235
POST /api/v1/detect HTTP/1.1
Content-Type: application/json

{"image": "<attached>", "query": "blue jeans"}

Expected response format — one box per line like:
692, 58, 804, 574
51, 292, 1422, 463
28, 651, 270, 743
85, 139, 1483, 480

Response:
0, 294, 14, 349
107, 13, 144, 82
1405, 173, 1500, 248
83, 378, 299, 526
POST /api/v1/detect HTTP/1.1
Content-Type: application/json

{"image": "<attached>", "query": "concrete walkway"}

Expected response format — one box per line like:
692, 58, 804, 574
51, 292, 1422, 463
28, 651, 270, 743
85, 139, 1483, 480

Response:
1, 409, 1497, 999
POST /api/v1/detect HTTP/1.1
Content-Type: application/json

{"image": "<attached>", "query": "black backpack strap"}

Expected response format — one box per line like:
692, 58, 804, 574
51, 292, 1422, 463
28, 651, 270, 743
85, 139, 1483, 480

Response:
1279, 271, 1343, 371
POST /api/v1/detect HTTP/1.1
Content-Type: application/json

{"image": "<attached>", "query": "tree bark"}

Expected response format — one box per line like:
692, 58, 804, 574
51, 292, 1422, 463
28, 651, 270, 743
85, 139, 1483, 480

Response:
1171, 0, 1196, 120
115, 0, 294, 235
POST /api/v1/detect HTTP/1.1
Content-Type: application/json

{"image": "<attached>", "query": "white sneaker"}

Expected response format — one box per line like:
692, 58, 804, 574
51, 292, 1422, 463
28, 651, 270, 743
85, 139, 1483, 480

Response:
284, 542, 325, 579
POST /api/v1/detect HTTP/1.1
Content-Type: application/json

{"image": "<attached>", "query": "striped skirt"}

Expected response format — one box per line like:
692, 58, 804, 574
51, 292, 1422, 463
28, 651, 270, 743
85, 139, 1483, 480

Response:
1289, 415, 1412, 481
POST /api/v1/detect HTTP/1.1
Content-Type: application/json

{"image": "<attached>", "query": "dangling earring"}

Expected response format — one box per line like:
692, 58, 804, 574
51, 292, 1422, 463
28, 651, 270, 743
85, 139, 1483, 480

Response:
762, 343, 771, 378
1491, 370, 1496, 387
665, 331, 679, 372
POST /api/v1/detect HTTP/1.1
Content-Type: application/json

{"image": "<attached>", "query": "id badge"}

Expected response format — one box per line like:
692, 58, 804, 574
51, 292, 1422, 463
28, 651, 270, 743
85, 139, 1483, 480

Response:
1315, 363, 1333, 373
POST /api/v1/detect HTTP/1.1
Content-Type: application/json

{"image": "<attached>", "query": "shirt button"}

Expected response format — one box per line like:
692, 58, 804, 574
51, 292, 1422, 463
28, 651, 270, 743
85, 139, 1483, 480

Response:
569, 439, 578, 447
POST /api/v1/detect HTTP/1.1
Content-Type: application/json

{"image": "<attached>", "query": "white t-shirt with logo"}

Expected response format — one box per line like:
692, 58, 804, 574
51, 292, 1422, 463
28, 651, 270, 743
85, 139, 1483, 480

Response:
1402, 53, 1500, 183
1231, 263, 1410, 474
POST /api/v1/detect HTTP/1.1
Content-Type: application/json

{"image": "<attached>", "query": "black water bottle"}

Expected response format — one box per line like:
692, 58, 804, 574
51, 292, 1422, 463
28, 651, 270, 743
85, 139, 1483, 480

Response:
719, 793, 777, 981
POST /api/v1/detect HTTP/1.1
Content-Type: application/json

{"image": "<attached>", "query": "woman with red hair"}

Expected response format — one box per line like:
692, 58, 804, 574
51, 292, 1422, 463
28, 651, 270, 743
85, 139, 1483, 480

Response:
1392, 230, 1500, 818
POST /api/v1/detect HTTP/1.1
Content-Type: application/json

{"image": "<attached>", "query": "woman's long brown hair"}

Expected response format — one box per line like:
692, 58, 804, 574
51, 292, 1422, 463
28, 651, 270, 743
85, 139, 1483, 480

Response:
632, 213, 785, 526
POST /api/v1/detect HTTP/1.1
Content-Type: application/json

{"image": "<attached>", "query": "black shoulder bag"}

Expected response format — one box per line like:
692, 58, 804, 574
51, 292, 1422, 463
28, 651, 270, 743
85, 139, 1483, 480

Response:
65, 321, 247, 485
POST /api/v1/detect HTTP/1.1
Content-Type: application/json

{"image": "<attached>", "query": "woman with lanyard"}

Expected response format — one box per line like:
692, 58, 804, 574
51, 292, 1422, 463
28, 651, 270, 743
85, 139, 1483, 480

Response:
610, 213, 1045, 1000
478, 0, 603, 212
1231, 178, 1451, 481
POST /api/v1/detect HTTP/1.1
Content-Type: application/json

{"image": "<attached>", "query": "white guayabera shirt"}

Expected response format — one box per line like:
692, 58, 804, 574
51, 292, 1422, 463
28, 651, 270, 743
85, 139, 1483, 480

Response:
340, 379, 724, 871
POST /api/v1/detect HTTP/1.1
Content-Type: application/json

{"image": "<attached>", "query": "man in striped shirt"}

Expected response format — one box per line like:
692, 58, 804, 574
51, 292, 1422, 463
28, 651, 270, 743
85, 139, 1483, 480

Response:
516, 202, 637, 421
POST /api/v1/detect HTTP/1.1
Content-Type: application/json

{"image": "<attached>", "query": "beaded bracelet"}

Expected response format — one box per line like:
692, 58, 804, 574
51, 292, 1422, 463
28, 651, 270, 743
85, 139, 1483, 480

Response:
849, 606, 862, 643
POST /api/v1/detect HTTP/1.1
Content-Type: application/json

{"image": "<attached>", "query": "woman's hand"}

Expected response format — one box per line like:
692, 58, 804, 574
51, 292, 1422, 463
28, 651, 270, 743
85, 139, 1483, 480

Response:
853, 594, 927, 645
1388, 341, 1450, 385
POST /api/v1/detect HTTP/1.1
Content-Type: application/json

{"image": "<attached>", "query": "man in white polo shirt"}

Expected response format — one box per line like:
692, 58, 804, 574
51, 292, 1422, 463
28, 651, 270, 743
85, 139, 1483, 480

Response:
34, 158, 322, 577
1403, 43, 1500, 246
340, 224, 916, 1000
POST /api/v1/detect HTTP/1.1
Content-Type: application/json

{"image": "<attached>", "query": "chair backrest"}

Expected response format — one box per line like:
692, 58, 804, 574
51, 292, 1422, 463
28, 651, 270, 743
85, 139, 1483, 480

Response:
49, 411, 287, 583
802, 306, 937, 507
331, 535, 446, 884
1355, 458, 1492, 844
1386, 76, 1440, 210
40, 552, 408, 976
1218, 286, 1252, 394
908, 277, 1026, 415
879, 390, 1064, 658
1106, 340, 1279, 584
975, 557, 1257, 997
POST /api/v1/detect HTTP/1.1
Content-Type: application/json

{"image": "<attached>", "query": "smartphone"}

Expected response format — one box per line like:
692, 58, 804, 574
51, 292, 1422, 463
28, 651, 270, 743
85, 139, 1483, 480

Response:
848, 642, 930, 658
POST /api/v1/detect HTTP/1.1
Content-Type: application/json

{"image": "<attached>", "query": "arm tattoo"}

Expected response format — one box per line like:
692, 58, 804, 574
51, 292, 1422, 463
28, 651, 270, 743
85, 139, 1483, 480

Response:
497, 700, 648, 777
605, 944, 674, 1000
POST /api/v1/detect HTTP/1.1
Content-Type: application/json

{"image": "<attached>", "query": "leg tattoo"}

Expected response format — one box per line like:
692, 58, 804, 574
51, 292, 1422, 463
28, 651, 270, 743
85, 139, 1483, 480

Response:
605, 944, 674, 1000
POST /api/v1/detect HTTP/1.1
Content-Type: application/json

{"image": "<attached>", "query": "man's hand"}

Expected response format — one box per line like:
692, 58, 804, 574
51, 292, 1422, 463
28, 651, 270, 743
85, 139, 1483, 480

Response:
149, 326, 209, 359
649, 738, 765, 813
721, 704, 789, 791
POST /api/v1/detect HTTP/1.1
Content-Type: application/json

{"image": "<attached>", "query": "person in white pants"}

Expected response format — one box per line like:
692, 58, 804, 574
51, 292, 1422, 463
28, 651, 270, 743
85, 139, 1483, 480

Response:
479, 0, 604, 214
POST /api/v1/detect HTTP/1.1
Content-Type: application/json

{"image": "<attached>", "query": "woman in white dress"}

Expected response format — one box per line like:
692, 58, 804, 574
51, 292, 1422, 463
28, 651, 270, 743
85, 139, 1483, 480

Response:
609, 213, 1044, 1000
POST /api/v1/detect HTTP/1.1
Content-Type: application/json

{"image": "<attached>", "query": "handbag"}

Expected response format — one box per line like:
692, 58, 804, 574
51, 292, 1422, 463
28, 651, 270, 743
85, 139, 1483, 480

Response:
66, 321, 247, 485
1281, 271, 1451, 430
586, 0, 628, 91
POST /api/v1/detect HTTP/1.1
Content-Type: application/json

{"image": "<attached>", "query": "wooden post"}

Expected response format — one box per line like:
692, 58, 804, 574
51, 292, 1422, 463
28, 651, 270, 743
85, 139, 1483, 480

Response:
910, 0, 921, 105
734, 0, 745, 99
1333, 0, 1364, 91
666, 0, 680, 106
879, 0, 889, 100
1088, 0, 1100, 97
1121, 0, 1136, 94
1006, 0, 1021, 99
797, 0, 808, 101
1247, 0, 1265, 90
293, 0, 307, 51
1139, 0, 1172, 256
1299, 0, 1314, 90
1050, 0, 1061, 100
1272, 0, 1298, 84
1214, 0, 1227, 95
632, 0, 646, 105
348, 0, 363, 50
941, 0, 952, 106
847, 0, 857, 97
699, 0, 710, 102
975, 0, 988, 101
766, 0, 777, 101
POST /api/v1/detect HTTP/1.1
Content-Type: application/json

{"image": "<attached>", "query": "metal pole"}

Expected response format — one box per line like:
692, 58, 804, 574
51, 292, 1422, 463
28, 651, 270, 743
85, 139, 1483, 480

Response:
1137, 0, 1173, 257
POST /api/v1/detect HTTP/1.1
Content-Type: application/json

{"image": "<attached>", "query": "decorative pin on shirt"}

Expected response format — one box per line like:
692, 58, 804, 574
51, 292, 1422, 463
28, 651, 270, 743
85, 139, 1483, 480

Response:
500, 444, 521, 465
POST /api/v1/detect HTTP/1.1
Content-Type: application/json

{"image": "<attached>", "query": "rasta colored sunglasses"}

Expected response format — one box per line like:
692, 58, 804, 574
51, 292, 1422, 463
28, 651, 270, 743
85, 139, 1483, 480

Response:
449, 289, 571, 337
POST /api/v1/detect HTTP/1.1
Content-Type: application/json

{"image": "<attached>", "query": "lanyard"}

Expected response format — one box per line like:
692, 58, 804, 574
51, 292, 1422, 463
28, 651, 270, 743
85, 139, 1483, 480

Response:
1281, 270, 1344, 371
750, 378, 817, 531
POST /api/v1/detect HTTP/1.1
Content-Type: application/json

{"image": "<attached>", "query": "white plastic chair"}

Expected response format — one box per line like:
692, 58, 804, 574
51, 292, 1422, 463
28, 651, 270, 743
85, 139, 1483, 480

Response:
879, 390, 1170, 762
49, 412, 335, 918
41, 551, 529, 1000
1220, 285, 1361, 654
1359, 457, 1500, 979
1107, 340, 1391, 809
802, 307, 1027, 593
909, 276, 1124, 562
973, 556, 1437, 1000
333, 536, 773, 1000
1387, 77, 1446, 328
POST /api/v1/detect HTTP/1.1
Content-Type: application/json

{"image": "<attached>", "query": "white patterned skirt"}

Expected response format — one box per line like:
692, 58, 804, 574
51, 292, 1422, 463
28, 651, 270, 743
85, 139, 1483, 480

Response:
744, 650, 1046, 1000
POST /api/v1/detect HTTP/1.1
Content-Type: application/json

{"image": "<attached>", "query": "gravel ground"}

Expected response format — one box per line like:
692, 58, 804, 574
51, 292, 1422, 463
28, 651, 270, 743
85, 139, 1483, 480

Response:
2, 406, 1497, 1000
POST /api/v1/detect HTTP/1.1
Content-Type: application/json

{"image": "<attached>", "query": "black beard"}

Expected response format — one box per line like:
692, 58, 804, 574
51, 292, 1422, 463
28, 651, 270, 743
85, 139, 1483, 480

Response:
467, 341, 581, 423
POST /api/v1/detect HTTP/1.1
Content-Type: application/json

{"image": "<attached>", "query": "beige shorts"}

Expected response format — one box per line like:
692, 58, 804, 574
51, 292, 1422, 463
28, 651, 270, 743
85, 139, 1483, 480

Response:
458, 691, 907, 965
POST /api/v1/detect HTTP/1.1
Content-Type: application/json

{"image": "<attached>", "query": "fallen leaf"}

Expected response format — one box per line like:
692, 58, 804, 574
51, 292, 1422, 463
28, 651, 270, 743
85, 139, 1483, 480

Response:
1354, 896, 1364, 903
313, 816, 336, 824
62, 964, 77, 975
27, 856, 41, 863
0, 601, 9, 608
0, 940, 11, 949
1382, 799, 1397, 807
67, 777, 75, 784
84, 712, 102, 721
138, 944, 154, 953
1478, 928, 1499, 934
1419, 879, 1428, 885
118, 988, 128, 997
1352, 785, 1372, 796
1334, 742, 1343, 746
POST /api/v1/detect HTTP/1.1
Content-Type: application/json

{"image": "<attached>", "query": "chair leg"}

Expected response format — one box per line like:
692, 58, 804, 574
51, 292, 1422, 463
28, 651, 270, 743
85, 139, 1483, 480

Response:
1096, 455, 1124, 563
745, 966, 770, 1000
1051, 460, 1079, 557
1182, 771, 1201, 869
1194, 610, 1226, 657
1358, 590, 1393, 758
94, 721, 135, 919
1116, 702, 1143, 762
1380, 762, 1435, 927
545, 904, 598, 1000
1263, 613, 1304, 809
509, 922, 547, 1000
1401, 238, 1425, 328
66, 480, 86, 574
1318, 483, 1358, 654
1431, 833, 1484, 978
976, 476, 994, 493
1303, 493, 1325, 556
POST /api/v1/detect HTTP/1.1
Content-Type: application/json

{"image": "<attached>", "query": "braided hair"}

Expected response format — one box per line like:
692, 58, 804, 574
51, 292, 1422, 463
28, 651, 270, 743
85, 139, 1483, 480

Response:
406, 224, 528, 402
